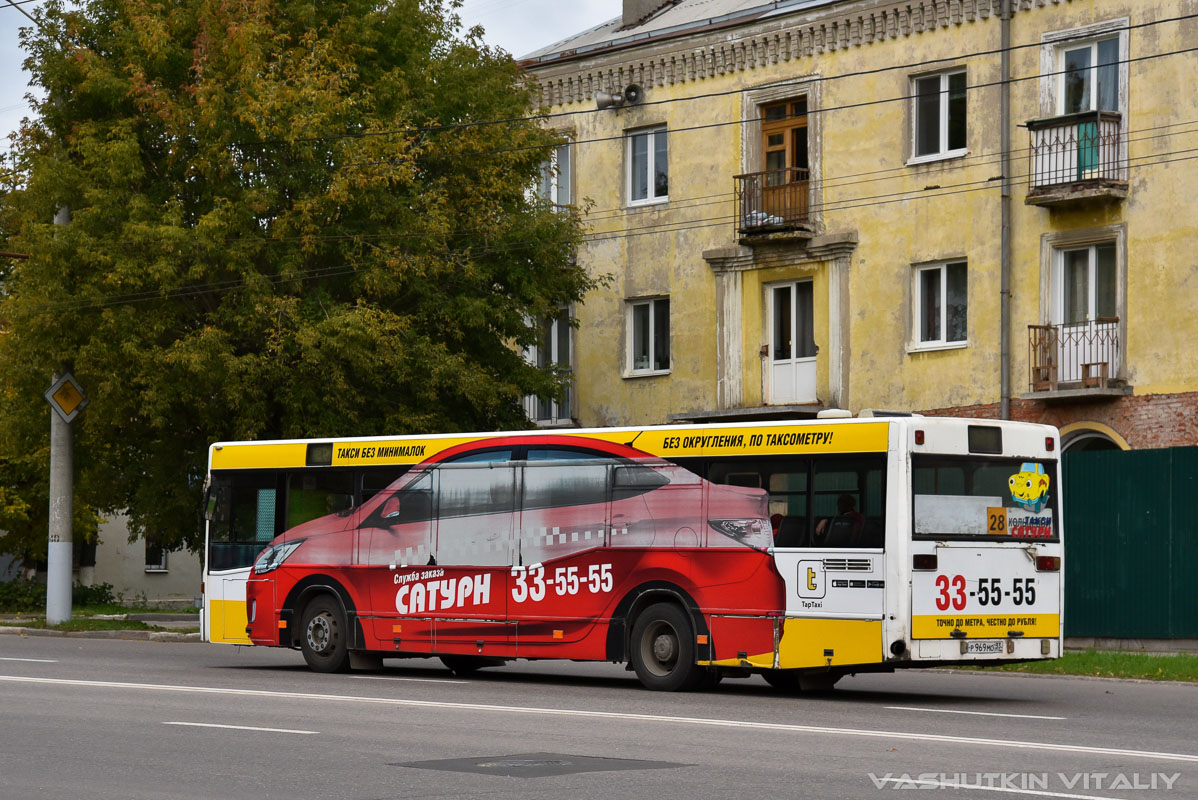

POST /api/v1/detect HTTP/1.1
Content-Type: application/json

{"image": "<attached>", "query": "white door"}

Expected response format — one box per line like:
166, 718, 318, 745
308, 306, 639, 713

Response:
769, 281, 817, 404
1053, 244, 1117, 382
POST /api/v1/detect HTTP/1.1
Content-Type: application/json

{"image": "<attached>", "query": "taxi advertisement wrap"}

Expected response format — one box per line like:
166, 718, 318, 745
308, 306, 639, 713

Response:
910, 547, 1061, 640
210, 422, 890, 470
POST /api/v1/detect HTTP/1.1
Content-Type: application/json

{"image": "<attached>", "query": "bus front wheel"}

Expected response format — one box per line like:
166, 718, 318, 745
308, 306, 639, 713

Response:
300, 595, 351, 673
630, 602, 703, 692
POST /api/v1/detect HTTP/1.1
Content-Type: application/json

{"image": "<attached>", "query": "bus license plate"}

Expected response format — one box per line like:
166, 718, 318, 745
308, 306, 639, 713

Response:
965, 641, 1004, 655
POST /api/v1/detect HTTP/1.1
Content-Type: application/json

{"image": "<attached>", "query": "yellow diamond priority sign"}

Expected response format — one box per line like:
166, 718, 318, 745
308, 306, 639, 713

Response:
44, 373, 88, 424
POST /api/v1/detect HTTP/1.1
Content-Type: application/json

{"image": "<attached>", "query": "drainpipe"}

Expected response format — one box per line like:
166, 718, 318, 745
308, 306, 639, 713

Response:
999, 0, 1013, 420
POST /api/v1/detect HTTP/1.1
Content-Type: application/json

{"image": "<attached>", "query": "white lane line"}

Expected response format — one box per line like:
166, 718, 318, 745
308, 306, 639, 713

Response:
876, 777, 1128, 800
1, 675, 1195, 764
0, 657, 58, 663
164, 721, 318, 735
352, 675, 468, 685
886, 706, 1067, 721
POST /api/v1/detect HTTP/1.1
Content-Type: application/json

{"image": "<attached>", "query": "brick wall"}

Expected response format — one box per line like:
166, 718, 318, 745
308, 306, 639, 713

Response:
922, 392, 1198, 450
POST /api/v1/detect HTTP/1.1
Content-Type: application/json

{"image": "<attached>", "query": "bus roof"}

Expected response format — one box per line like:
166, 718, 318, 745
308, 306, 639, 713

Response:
208, 417, 1059, 471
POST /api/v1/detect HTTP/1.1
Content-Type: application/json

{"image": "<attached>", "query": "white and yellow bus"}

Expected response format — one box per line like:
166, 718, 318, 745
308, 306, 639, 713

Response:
202, 414, 1063, 691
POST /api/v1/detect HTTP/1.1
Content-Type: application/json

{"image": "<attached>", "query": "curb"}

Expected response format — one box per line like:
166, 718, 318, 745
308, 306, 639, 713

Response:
0, 626, 201, 642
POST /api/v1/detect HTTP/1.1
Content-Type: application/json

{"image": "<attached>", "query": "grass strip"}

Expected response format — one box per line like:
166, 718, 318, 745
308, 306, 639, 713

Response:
961, 649, 1198, 682
0, 618, 177, 633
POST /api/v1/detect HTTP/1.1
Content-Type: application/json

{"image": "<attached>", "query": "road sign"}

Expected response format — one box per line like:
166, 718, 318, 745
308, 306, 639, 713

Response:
44, 373, 88, 424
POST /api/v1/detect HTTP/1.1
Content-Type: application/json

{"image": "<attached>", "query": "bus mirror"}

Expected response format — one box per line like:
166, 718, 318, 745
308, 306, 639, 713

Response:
205, 486, 230, 523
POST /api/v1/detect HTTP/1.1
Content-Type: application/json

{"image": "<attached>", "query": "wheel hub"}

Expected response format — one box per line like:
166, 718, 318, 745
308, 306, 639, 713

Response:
306, 614, 332, 654
652, 632, 677, 663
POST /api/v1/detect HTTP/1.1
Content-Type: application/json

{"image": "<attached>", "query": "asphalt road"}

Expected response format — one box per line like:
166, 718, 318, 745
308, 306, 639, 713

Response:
0, 637, 1194, 800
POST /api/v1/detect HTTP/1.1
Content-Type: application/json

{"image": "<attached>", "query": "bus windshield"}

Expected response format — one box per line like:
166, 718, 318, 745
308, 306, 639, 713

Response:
912, 455, 1059, 541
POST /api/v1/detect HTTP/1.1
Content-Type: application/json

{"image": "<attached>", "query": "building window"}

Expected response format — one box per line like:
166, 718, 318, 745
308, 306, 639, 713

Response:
628, 126, 668, 205
627, 297, 670, 374
145, 537, 168, 572
1060, 37, 1119, 114
914, 262, 967, 347
538, 141, 572, 207
912, 71, 967, 160
523, 309, 573, 425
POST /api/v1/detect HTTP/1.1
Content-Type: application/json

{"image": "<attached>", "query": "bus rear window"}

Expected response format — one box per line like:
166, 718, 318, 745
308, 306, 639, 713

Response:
912, 455, 1058, 541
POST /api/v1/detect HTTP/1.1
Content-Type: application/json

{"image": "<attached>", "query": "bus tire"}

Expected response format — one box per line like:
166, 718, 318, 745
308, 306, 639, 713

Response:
762, 669, 802, 692
762, 669, 841, 692
440, 655, 484, 676
299, 595, 351, 673
630, 602, 703, 692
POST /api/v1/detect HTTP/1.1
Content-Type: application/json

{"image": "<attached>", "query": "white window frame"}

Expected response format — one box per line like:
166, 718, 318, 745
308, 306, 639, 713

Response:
522, 308, 574, 426
538, 140, 572, 208
1057, 37, 1120, 115
908, 69, 968, 164
910, 261, 968, 352
1039, 19, 1128, 119
626, 126, 668, 206
625, 297, 670, 377
1037, 224, 1127, 380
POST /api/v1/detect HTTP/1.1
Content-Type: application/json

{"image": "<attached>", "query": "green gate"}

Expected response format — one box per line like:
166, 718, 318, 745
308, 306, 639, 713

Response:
1062, 446, 1198, 638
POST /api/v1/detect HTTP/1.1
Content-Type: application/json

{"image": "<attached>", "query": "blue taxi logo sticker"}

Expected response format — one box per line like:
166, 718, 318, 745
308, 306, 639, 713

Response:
1009, 462, 1050, 513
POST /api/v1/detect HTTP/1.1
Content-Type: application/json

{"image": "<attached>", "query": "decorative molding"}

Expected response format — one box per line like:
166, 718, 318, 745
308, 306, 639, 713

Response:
530, 0, 1075, 106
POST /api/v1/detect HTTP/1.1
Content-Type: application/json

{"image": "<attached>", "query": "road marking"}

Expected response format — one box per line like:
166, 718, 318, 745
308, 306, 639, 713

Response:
164, 721, 318, 735
1, 675, 1195, 764
0, 657, 58, 663
352, 675, 468, 685
886, 706, 1067, 720
875, 777, 1128, 800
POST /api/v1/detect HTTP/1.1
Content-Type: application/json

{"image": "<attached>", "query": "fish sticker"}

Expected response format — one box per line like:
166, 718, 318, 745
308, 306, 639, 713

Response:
1009, 462, 1050, 513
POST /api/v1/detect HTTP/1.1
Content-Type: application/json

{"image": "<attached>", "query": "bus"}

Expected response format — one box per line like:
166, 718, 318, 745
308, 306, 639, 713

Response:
202, 415, 1063, 691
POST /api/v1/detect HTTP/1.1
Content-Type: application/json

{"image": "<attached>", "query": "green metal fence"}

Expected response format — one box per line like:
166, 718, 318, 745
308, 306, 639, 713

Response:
1063, 446, 1198, 638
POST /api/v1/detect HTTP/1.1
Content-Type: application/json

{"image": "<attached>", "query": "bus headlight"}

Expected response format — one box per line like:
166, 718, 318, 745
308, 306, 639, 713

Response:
253, 541, 303, 574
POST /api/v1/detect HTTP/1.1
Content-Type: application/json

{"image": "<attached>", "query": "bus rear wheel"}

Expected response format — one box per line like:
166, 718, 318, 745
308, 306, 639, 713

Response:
630, 602, 703, 692
762, 669, 841, 692
300, 595, 351, 673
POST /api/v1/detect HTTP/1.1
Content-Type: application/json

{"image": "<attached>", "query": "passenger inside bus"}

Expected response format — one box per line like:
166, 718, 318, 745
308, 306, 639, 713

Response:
814, 494, 864, 547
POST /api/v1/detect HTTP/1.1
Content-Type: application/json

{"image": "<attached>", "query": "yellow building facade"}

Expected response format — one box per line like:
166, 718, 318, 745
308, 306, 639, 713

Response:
523, 0, 1198, 450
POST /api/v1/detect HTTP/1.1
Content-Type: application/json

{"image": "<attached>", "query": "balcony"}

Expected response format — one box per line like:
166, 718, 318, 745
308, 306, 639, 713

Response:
1026, 319, 1130, 400
1026, 111, 1127, 207
735, 167, 814, 242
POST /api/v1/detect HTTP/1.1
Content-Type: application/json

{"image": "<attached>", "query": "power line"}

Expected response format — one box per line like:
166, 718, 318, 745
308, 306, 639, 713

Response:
1, 0, 38, 23
10, 146, 1196, 316
232, 11, 1198, 148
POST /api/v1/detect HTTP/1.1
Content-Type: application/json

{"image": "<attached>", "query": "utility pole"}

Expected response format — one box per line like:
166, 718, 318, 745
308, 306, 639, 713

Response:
44, 206, 86, 625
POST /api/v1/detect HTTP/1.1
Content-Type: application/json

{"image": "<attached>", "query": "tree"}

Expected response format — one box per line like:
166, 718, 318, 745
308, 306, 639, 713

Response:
0, 0, 593, 558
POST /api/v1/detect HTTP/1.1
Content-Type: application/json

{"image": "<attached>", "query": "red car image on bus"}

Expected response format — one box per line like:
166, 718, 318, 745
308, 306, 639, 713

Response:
207, 418, 1064, 691
241, 434, 781, 690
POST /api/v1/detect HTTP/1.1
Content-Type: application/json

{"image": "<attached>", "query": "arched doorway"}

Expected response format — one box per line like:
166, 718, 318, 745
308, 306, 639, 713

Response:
1059, 422, 1129, 452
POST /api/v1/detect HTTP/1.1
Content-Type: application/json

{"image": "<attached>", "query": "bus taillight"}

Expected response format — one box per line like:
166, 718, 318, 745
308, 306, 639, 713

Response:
912, 554, 937, 570
1036, 556, 1061, 571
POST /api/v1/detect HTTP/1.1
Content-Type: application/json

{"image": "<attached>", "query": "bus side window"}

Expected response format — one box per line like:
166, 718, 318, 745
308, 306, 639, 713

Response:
366, 472, 433, 567
518, 461, 612, 565
434, 465, 516, 567
811, 457, 886, 549
208, 476, 278, 571
285, 471, 354, 531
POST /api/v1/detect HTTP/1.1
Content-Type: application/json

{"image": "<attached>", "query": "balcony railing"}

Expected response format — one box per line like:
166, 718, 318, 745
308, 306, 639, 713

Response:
735, 167, 810, 235
1027, 111, 1125, 203
1028, 318, 1120, 392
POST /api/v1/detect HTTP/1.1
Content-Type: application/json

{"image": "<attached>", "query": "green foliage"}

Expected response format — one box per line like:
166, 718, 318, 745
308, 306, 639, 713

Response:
0, 579, 45, 612
963, 650, 1198, 682
0, 0, 592, 555
0, 579, 115, 611
73, 580, 115, 607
